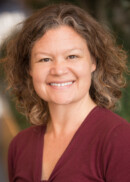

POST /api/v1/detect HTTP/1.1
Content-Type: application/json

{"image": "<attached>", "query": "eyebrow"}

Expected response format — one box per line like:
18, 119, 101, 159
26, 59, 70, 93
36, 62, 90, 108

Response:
33, 48, 83, 57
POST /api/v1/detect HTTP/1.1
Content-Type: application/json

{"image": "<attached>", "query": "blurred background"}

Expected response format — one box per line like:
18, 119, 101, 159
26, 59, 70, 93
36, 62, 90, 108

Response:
0, 0, 130, 181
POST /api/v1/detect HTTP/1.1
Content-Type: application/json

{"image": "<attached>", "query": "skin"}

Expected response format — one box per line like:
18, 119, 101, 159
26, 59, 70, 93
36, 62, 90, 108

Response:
30, 25, 96, 180
30, 25, 96, 116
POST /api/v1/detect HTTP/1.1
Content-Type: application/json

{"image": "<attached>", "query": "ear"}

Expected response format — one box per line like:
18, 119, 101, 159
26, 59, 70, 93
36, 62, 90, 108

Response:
91, 63, 96, 72
28, 68, 32, 77
29, 70, 32, 76
91, 58, 96, 73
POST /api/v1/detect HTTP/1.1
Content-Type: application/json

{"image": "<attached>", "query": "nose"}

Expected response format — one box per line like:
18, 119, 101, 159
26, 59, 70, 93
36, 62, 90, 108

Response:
50, 60, 68, 76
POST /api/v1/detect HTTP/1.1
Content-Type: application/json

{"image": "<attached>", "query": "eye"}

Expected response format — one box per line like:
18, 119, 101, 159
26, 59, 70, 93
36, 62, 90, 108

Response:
67, 55, 78, 60
39, 58, 51, 62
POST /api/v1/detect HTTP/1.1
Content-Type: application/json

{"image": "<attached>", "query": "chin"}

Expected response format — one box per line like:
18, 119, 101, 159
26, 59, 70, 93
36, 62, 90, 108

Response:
49, 98, 74, 105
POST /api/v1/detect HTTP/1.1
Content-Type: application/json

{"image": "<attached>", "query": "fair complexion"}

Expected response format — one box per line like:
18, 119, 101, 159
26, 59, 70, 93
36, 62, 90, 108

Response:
30, 25, 96, 180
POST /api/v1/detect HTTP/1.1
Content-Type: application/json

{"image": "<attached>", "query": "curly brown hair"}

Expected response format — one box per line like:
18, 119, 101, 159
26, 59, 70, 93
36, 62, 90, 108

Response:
1, 3, 128, 125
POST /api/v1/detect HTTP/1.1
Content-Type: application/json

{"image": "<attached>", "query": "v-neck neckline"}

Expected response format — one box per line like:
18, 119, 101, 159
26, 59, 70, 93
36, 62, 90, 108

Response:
36, 106, 99, 182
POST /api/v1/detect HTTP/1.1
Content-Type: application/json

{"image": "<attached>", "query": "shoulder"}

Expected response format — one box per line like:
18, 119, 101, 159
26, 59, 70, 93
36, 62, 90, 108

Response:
95, 106, 128, 123
90, 107, 130, 180
89, 106, 130, 146
8, 125, 45, 154
8, 125, 46, 180
11, 125, 44, 142
94, 107, 130, 158
95, 108, 130, 180
93, 106, 130, 131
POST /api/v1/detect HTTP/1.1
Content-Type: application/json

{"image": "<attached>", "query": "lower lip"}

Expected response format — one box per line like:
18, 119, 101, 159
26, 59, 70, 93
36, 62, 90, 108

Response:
48, 82, 74, 89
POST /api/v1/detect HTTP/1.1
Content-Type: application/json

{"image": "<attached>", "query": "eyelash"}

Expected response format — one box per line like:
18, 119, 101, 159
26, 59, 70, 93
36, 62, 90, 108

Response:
39, 58, 51, 62
38, 55, 78, 62
67, 55, 78, 59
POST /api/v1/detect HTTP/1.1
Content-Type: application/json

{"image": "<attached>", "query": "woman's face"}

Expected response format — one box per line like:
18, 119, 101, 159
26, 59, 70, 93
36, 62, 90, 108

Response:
30, 25, 96, 106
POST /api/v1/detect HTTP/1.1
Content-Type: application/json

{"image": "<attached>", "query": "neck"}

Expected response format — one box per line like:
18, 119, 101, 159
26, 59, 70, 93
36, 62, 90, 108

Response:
47, 96, 96, 136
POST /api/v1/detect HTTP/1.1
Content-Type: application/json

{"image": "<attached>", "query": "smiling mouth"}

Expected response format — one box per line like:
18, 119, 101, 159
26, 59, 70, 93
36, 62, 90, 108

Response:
49, 81, 74, 87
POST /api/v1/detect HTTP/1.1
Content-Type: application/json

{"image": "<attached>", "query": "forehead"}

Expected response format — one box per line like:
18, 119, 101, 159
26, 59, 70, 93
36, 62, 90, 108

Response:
31, 25, 87, 54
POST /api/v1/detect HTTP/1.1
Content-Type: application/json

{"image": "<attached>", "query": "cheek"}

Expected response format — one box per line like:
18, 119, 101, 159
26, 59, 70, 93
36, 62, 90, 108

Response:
76, 62, 92, 78
33, 72, 43, 82
77, 63, 94, 93
31, 67, 47, 83
31, 72, 47, 100
31, 71, 46, 96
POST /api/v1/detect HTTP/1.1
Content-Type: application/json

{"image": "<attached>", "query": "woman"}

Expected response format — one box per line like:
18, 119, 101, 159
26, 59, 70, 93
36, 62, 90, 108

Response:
3, 3, 130, 182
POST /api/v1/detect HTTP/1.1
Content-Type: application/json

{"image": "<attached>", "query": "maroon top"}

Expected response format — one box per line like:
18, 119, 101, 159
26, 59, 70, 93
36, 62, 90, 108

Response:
8, 106, 130, 182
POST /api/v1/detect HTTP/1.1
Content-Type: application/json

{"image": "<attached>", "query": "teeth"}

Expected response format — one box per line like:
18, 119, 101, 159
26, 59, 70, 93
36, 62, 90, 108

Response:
50, 81, 73, 87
